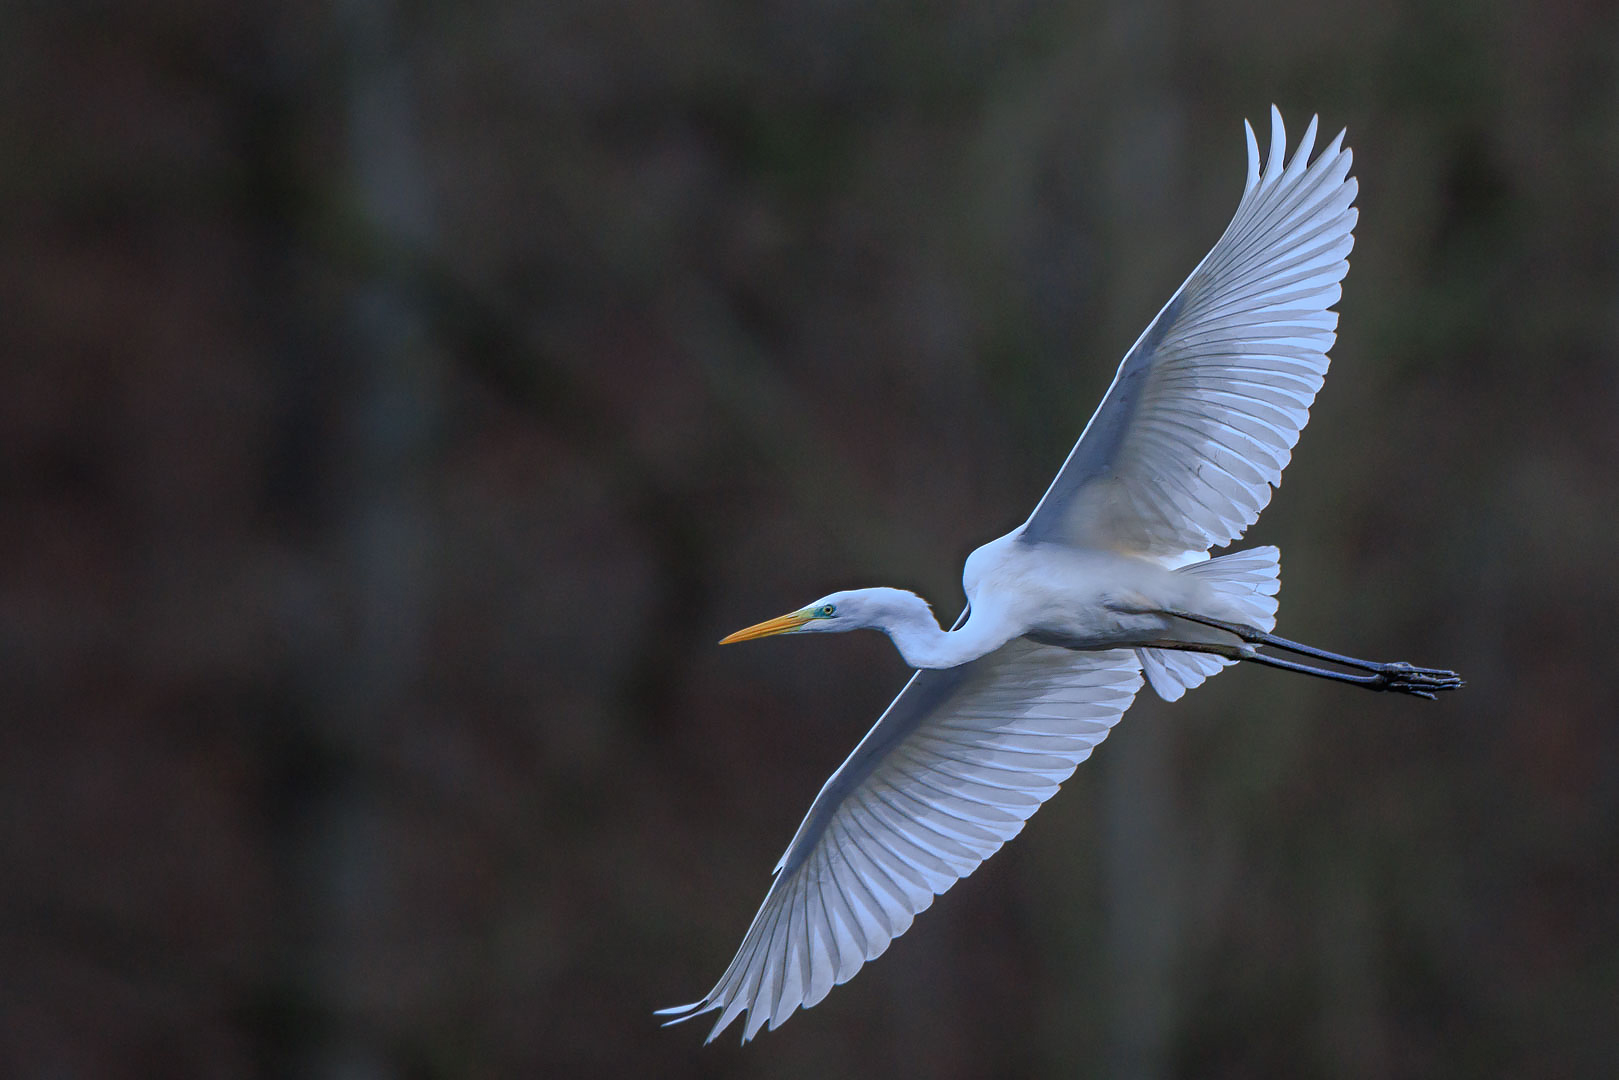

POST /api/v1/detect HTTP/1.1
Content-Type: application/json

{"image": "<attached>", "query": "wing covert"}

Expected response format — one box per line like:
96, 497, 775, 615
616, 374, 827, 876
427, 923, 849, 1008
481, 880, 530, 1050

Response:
658, 642, 1144, 1042
1020, 107, 1357, 557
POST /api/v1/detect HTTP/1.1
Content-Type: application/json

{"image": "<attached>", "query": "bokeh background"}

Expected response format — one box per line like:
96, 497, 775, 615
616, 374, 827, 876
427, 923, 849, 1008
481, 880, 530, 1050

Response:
5, 0, 1617, 1077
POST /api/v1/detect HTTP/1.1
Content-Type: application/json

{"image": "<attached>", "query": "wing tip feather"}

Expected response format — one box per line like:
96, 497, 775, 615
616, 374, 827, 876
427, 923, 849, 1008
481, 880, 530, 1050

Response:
1243, 119, 1260, 190
1291, 113, 1320, 172
1265, 106, 1285, 181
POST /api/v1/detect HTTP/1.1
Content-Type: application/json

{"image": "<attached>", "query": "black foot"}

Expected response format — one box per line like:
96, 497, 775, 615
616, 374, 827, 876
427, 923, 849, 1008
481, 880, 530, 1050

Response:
1372, 662, 1465, 699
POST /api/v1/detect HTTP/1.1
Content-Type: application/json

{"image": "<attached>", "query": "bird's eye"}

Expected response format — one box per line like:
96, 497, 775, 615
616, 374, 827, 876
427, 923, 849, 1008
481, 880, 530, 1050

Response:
820, 604, 836, 617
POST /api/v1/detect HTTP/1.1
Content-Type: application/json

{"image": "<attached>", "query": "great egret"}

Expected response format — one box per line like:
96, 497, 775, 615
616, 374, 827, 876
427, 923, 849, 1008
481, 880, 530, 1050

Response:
660, 108, 1462, 1043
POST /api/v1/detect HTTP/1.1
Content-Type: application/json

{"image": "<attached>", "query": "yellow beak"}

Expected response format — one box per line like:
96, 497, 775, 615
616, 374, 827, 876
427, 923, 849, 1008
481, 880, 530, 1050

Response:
720, 610, 813, 644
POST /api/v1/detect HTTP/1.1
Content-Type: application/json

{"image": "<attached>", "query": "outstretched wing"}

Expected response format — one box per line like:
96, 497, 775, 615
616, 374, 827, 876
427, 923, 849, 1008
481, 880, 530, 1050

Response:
658, 642, 1143, 1042
1020, 107, 1358, 558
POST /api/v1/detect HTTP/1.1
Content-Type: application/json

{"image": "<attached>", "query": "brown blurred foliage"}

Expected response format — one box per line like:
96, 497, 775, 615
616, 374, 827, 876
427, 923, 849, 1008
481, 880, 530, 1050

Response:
3, 0, 1617, 1077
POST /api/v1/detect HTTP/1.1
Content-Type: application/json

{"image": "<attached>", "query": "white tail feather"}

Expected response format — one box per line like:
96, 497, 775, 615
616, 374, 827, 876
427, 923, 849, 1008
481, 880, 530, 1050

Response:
1138, 546, 1281, 700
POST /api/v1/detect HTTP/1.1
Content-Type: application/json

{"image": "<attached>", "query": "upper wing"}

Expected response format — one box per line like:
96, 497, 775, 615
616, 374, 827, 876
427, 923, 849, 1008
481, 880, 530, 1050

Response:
1020, 107, 1358, 558
658, 642, 1143, 1042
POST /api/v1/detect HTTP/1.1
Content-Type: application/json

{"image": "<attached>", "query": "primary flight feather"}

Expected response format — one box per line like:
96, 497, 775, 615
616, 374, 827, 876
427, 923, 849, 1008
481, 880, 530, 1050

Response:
660, 107, 1461, 1043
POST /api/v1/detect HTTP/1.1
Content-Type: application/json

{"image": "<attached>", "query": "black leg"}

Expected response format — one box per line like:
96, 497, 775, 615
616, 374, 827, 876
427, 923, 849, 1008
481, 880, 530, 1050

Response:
1156, 612, 1464, 697
1237, 650, 1451, 698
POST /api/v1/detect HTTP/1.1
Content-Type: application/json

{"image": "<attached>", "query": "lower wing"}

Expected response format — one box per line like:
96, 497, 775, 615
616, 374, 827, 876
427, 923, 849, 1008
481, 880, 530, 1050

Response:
659, 641, 1144, 1041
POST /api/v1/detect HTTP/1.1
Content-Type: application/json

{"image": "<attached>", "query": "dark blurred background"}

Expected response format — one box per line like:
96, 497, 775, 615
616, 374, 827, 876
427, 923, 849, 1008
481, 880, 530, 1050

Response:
4, 0, 1617, 1077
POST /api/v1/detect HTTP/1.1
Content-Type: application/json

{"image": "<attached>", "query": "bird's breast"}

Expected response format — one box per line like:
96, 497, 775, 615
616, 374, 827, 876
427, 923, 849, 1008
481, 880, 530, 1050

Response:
965, 537, 1189, 650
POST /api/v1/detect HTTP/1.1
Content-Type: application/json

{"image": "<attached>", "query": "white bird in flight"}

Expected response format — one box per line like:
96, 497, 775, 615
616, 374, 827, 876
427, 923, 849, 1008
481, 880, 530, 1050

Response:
660, 108, 1462, 1043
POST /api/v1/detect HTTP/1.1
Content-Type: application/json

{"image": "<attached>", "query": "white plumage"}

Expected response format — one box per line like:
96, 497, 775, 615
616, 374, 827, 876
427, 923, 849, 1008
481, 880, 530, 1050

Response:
660, 108, 1460, 1043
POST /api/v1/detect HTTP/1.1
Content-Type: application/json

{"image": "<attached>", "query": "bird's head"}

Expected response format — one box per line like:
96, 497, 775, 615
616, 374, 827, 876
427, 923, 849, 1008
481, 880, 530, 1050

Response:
719, 587, 930, 643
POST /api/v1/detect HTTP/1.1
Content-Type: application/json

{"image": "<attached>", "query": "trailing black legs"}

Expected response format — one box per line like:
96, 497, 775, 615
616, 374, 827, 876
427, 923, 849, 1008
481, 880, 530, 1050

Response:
1156, 612, 1464, 699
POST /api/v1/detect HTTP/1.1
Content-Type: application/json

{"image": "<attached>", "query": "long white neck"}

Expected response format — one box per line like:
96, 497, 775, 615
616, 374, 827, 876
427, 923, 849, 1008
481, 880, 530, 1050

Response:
877, 596, 1017, 669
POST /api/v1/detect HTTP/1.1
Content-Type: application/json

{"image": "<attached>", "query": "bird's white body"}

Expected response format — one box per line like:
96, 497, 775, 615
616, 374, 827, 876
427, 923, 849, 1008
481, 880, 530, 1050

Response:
662, 108, 1460, 1044
963, 536, 1223, 650
869, 535, 1249, 670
